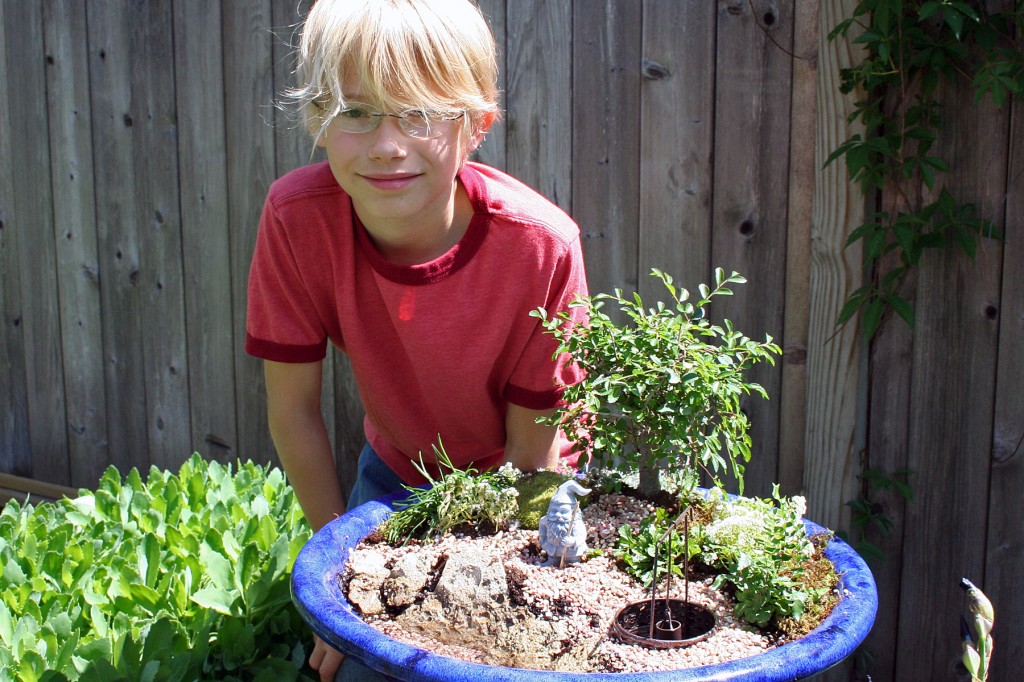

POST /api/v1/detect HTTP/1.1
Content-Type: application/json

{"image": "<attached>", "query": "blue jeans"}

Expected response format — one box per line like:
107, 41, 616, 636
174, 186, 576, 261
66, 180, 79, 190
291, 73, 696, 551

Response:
345, 442, 406, 509
334, 443, 405, 682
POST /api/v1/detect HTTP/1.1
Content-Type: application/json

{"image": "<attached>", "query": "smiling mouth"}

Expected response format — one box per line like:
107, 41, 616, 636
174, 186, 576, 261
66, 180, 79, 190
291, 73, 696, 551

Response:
361, 174, 420, 190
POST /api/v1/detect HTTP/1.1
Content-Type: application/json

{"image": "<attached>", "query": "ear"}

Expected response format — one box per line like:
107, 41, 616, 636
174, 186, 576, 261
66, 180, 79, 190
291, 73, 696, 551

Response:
468, 111, 497, 153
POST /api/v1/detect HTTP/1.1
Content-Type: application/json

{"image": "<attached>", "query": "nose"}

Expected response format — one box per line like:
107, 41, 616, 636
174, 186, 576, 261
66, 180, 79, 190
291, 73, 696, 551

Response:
367, 117, 408, 160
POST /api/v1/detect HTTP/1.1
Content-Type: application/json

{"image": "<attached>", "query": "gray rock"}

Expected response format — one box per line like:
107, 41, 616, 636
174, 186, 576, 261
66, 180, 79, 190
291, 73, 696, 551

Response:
381, 552, 434, 609
345, 550, 389, 615
434, 547, 508, 611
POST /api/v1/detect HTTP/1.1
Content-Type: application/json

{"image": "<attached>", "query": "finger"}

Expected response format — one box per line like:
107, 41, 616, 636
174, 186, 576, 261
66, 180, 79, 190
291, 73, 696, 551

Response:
309, 636, 327, 670
320, 648, 346, 682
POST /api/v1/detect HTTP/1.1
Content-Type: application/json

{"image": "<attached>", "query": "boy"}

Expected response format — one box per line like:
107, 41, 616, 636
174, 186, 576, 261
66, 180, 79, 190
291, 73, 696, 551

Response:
245, 0, 588, 678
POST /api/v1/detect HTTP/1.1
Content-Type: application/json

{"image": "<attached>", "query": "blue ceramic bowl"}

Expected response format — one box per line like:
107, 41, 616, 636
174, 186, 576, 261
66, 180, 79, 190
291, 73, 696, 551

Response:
292, 492, 877, 681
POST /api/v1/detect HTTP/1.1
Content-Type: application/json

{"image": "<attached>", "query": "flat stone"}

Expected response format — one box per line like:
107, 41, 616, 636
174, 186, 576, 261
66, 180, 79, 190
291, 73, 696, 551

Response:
434, 546, 509, 611
346, 550, 389, 615
382, 552, 434, 609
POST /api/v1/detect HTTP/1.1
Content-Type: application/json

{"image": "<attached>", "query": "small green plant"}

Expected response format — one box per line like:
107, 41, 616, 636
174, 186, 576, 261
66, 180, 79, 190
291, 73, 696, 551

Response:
612, 507, 700, 588
840, 467, 914, 563
960, 577, 995, 682
702, 487, 835, 629
533, 268, 782, 497
0, 454, 313, 681
383, 439, 520, 543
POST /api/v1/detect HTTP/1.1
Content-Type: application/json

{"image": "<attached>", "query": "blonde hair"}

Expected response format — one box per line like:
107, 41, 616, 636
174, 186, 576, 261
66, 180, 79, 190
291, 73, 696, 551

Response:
292, 0, 500, 144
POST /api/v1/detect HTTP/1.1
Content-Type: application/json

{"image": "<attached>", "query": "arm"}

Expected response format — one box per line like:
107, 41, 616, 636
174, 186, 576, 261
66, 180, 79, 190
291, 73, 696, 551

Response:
265, 363, 347, 682
264, 359, 346, 532
503, 403, 561, 471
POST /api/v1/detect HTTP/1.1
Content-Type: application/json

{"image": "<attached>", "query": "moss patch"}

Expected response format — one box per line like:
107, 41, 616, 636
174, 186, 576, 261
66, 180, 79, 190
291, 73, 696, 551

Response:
513, 470, 573, 530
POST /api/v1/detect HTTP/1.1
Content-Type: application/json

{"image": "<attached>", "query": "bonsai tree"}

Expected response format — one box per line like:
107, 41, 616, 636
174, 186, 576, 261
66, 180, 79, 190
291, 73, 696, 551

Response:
533, 268, 781, 498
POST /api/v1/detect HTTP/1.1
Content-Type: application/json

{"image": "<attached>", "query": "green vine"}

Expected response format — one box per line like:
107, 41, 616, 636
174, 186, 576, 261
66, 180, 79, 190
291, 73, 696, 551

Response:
827, 1, 1021, 339
839, 467, 913, 563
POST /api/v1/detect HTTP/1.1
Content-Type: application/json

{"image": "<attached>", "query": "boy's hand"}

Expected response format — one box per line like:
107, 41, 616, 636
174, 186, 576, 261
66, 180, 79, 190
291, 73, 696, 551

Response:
309, 634, 345, 681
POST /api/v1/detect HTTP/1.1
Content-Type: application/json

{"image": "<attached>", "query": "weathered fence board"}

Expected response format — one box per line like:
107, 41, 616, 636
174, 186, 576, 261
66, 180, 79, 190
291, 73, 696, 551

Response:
712, 0, 794, 497
571, 0, 642, 299
637, 0, 715, 303
777, 0, 819, 495
5, 1, 68, 481
173, 0, 237, 464
801, 10, 865, 676
223, 0, 277, 463
473, 0, 508, 170
131, 0, 191, 472
88, 1, 150, 476
804, 0, 865, 534
896, 84, 1008, 681
504, 0, 572, 213
987, 93, 1024, 680
0, 0, 32, 479
43, 0, 107, 487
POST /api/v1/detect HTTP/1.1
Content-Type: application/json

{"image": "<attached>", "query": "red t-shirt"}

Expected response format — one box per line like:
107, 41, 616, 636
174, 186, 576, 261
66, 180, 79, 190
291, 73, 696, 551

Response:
246, 161, 588, 484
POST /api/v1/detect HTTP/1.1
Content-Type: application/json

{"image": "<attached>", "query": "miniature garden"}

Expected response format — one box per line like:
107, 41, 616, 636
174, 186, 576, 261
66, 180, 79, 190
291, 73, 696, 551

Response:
291, 270, 879, 679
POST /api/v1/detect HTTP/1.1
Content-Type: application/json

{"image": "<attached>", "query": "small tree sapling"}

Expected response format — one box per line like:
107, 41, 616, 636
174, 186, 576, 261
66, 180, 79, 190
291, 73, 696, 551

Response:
533, 268, 781, 498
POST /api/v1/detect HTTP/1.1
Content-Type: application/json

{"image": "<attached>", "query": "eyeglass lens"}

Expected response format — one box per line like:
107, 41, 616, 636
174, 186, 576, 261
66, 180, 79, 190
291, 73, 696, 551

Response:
334, 103, 461, 138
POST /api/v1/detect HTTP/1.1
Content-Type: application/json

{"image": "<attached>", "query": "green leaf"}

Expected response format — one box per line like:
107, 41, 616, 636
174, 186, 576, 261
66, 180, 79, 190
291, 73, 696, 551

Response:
944, 7, 965, 39
200, 542, 233, 592
191, 587, 237, 616
886, 295, 915, 328
837, 288, 867, 326
919, 1, 942, 20
127, 582, 163, 615
4, 557, 28, 585
863, 297, 885, 339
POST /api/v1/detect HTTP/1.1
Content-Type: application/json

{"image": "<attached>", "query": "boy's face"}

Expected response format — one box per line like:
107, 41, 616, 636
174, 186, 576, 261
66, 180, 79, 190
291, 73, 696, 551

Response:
317, 100, 478, 235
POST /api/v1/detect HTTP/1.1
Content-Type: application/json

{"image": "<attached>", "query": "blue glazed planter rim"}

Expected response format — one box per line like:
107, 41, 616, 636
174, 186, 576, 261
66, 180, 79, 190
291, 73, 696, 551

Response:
292, 491, 878, 681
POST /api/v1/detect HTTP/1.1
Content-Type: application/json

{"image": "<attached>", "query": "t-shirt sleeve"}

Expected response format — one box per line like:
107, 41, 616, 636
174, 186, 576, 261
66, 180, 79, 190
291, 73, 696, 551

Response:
245, 195, 329, 363
504, 235, 589, 410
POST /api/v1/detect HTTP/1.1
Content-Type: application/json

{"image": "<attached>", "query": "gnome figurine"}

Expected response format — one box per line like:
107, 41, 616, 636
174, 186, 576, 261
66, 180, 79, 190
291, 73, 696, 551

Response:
538, 479, 592, 567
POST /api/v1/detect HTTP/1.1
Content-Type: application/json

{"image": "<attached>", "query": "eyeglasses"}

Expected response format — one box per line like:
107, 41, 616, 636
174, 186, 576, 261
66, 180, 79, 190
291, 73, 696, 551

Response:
323, 101, 465, 139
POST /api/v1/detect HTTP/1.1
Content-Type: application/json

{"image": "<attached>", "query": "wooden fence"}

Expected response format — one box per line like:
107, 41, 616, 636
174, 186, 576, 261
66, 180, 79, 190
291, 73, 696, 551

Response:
1, 1, 1021, 680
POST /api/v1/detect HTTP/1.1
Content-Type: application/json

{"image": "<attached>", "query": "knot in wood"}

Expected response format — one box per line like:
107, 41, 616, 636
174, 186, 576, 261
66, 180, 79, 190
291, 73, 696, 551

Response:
641, 59, 670, 81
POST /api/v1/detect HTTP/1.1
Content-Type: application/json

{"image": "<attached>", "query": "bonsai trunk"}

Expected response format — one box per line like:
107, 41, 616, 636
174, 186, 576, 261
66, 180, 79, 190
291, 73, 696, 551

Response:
638, 465, 662, 498
635, 434, 663, 498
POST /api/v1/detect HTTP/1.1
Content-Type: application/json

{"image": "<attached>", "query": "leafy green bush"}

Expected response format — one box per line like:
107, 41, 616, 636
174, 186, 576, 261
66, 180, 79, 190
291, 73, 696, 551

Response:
702, 487, 828, 627
0, 454, 313, 681
534, 268, 781, 497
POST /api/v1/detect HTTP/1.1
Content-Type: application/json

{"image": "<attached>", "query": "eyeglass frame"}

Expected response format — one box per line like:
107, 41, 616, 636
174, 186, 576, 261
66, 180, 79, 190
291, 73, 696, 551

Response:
313, 99, 467, 139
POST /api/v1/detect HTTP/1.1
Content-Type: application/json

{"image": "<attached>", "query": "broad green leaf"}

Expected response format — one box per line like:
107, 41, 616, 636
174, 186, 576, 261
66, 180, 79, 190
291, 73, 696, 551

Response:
127, 583, 162, 615
139, 660, 160, 682
0, 602, 12, 644
190, 587, 236, 616
199, 543, 233, 593
255, 515, 278, 553
137, 534, 162, 588
235, 545, 261, 603
4, 557, 27, 585
18, 649, 47, 682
